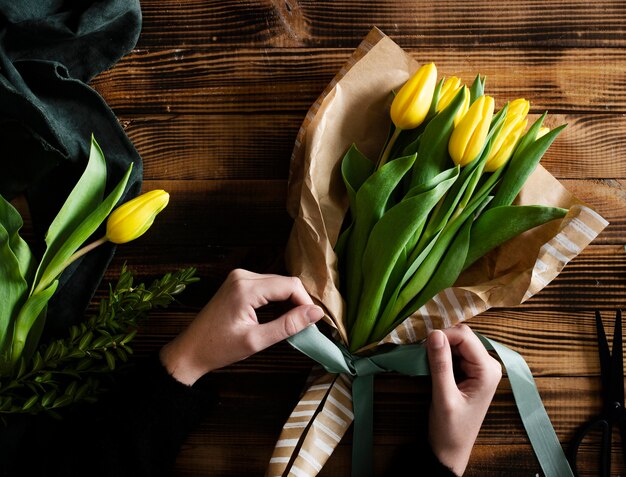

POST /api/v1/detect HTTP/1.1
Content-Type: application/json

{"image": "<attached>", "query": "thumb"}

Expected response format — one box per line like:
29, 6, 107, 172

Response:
427, 330, 458, 401
256, 304, 324, 349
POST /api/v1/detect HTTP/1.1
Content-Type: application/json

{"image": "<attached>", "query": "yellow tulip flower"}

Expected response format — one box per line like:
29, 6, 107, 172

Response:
106, 189, 170, 244
390, 62, 438, 130
448, 95, 495, 167
484, 99, 530, 172
436, 76, 470, 126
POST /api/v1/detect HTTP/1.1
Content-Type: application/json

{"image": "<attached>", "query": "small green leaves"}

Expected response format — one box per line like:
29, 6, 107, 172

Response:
0, 266, 198, 416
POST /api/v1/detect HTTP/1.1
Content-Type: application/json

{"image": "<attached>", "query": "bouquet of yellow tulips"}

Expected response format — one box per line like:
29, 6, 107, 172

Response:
340, 62, 567, 352
268, 28, 607, 477
0, 136, 193, 415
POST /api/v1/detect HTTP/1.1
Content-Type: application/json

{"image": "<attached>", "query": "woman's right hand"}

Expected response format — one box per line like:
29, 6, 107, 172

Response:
426, 324, 502, 476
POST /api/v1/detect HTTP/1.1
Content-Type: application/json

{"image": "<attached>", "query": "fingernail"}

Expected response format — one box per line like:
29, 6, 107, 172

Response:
428, 329, 445, 349
306, 306, 324, 323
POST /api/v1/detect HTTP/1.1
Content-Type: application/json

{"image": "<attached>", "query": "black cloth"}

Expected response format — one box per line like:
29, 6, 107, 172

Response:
0, 0, 144, 337
0, 358, 218, 477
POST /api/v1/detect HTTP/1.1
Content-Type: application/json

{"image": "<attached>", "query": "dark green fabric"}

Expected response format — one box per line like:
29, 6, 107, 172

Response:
0, 0, 143, 336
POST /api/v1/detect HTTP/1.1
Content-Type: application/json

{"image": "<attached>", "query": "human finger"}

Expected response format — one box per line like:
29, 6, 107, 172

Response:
252, 304, 324, 351
427, 330, 459, 402
228, 270, 314, 307
442, 324, 492, 365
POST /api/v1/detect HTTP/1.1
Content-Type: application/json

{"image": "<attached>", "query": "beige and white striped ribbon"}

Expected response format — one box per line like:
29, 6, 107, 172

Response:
266, 370, 354, 477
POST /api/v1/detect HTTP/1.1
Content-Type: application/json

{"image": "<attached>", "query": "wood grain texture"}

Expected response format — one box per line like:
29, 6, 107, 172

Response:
81, 1, 626, 475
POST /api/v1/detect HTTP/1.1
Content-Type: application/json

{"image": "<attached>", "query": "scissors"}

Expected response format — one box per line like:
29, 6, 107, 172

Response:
568, 310, 626, 477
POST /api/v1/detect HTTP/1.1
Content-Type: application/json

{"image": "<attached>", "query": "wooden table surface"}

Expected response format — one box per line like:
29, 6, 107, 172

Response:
90, 1, 626, 475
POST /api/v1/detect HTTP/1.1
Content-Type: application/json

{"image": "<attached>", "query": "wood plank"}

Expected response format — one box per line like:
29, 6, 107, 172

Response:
115, 114, 626, 180
91, 48, 626, 115
133, 0, 626, 49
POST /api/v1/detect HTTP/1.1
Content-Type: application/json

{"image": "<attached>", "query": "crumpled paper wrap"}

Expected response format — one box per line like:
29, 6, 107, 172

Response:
267, 27, 608, 477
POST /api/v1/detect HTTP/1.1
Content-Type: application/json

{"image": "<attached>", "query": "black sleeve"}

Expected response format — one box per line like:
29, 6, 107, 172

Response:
6, 355, 218, 477
385, 441, 459, 477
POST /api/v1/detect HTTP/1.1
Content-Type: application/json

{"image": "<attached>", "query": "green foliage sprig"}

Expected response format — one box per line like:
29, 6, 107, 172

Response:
0, 265, 198, 417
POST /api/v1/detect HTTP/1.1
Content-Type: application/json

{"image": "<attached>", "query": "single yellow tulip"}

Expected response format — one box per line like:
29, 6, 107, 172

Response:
448, 95, 495, 166
484, 118, 528, 172
484, 98, 530, 172
106, 189, 170, 244
436, 77, 470, 126
390, 62, 438, 130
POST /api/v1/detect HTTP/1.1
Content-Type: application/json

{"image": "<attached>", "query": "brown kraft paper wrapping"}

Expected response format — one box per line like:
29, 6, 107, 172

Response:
267, 27, 608, 477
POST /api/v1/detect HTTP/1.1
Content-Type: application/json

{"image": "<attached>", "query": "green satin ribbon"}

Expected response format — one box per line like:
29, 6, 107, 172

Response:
287, 324, 573, 477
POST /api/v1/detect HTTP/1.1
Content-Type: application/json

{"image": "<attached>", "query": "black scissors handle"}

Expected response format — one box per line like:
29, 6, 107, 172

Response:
569, 417, 612, 477
568, 310, 626, 477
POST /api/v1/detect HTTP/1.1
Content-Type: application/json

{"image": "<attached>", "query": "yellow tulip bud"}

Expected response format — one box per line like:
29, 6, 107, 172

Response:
390, 62, 438, 130
436, 77, 470, 126
484, 118, 528, 172
536, 126, 550, 139
484, 98, 530, 172
106, 189, 169, 244
448, 95, 495, 166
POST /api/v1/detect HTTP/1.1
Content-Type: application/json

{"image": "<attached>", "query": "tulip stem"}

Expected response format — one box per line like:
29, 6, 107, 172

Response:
33, 236, 109, 295
376, 127, 402, 170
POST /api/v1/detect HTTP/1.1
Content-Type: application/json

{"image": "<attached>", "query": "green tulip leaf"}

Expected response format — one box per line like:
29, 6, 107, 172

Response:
340, 143, 375, 216
463, 205, 569, 270
386, 188, 496, 334
0, 195, 35, 283
374, 216, 474, 342
407, 87, 467, 190
403, 165, 460, 261
336, 144, 374, 262
10, 280, 59, 365
344, 153, 416, 328
401, 216, 472, 329
0, 197, 34, 353
35, 163, 133, 295
469, 74, 485, 104
33, 135, 108, 288
349, 169, 458, 351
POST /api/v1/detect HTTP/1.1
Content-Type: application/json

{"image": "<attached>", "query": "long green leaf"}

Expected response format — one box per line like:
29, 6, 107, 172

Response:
344, 154, 416, 329
463, 205, 568, 270
388, 182, 499, 329
10, 281, 59, 365
348, 171, 458, 351
33, 135, 107, 289
0, 196, 35, 283
340, 144, 375, 216
0, 197, 34, 354
34, 163, 133, 295
0, 224, 28, 354
385, 216, 473, 339
335, 144, 375, 262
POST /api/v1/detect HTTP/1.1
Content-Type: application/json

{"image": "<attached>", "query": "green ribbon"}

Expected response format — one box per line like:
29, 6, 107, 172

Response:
287, 324, 573, 477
